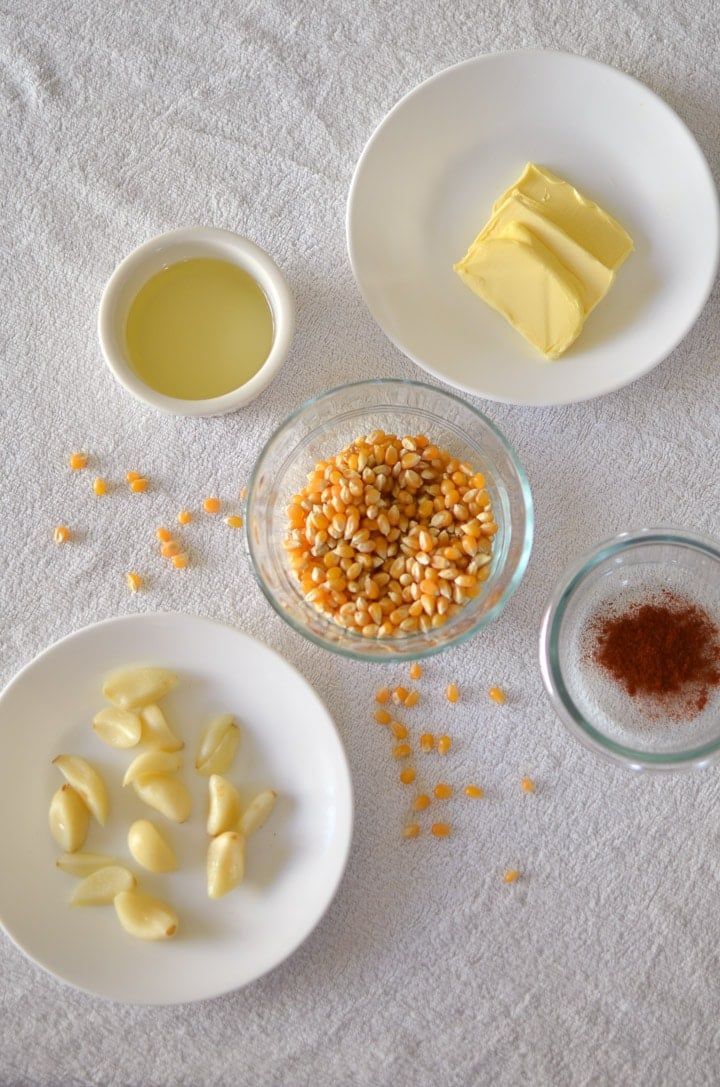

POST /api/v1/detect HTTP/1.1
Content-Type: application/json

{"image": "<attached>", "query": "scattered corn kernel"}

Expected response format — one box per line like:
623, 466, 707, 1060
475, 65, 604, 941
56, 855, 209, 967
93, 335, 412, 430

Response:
399, 768, 416, 785
177, 510, 192, 525
239, 486, 248, 500
225, 515, 243, 529
374, 709, 391, 725
130, 477, 148, 493
204, 496, 220, 514
412, 794, 431, 811
172, 553, 188, 569
160, 541, 181, 558
126, 471, 141, 483
437, 735, 452, 755
392, 686, 409, 705
93, 477, 107, 496
464, 784, 484, 799
390, 721, 408, 740
419, 732, 435, 753
503, 869, 521, 884
409, 663, 422, 680
375, 687, 390, 705
434, 783, 452, 799
69, 452, 88, 470
156, 527, 172, 542
404, 690, 420, 708
393, 743, 412, 760
403, 822, 421, 839
446, 683, 459, 703
520, 777, 536, 793
126, 572, 142, 593
489, 686, 507, 705
431, 822, 451, 838
53, 524, 71, 544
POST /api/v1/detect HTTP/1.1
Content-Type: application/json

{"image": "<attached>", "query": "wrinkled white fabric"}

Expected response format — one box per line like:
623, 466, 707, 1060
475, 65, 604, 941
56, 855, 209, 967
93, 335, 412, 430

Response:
1, 1, 719, 1084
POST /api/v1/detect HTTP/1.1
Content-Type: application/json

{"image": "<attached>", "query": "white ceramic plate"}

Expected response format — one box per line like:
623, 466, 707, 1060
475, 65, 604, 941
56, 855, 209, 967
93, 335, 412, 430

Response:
0, 613, 353, 1004
347, 51, 719, 406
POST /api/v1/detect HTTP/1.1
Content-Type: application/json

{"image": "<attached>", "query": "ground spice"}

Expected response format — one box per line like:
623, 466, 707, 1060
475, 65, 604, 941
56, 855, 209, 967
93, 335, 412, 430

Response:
591, 591, 720, 719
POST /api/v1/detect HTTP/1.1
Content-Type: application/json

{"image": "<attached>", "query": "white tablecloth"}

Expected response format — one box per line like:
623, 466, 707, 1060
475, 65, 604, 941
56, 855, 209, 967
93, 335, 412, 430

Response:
1, 2, 719, 1084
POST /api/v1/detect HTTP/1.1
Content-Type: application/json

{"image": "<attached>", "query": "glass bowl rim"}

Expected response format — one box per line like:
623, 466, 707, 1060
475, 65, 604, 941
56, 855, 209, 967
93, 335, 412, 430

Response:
539, 526, 720, 770
245, 377, 534, 661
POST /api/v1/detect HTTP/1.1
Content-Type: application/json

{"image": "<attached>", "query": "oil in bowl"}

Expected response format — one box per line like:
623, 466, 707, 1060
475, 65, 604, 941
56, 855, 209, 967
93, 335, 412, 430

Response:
125, 257, 274, 400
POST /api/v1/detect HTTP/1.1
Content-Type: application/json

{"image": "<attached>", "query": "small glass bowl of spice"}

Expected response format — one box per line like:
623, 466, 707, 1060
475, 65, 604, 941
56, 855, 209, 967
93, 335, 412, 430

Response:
540, 528, 720, 771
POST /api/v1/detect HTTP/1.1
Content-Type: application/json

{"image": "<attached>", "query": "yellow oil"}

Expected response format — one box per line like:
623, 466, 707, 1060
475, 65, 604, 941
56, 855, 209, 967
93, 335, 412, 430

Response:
125, 258, 274, 400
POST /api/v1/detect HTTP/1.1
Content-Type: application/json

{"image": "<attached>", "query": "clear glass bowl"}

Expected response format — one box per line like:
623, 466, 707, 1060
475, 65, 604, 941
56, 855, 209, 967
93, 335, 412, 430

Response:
246, 380, 533, 661
539, 528, 720, 771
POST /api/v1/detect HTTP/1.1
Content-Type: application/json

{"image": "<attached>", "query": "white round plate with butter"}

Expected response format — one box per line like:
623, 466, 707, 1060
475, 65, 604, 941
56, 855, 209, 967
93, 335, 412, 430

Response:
347, 51, 719, 406
0, 614, 352, 1004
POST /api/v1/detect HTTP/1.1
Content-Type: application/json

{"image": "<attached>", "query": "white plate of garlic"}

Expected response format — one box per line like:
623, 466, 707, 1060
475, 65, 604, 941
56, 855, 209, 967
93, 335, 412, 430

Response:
0, 613, 353, 1004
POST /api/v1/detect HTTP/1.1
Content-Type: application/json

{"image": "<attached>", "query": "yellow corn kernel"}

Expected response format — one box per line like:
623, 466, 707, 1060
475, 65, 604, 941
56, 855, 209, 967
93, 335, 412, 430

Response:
392, 686, 409, 705
399, 767, 416, 785
156, 527, 172, 542
130, 477, 148, 493
160, 541, 181, 558
375, 687, 390, 705
225, 515, 243, 528
503, 869, 521, 884
53, 524, 71, 544
446, 683, 459, 703
419, 732, 435, 753
412, 794, 431, 812
489, 686, 507, 705
204, 496, 220, 514
177, 510, 192, 525
126, 572, 142, 593
403, 822, 421, 839
520, 777, 536, 794
409, 663, 422, 680
93, 477, 107, 496
126, 471, 141, 482
172, 552, 188, 569
434, 783, 452, 799
404, 690, 420, 708
464, 784, 484, 799
431, 822, 451, 838
69, 452, 88, 470
437, 735, 452, 755
374, 709, 391, 725
393, 743, 412, 760
390, 721, 409, 740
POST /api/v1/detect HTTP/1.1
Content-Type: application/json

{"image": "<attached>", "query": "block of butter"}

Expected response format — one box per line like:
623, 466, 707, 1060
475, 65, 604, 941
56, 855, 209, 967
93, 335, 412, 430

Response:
454, 164, 633, 359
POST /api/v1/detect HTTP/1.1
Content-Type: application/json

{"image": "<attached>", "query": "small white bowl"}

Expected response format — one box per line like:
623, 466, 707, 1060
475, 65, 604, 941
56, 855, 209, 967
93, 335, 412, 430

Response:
98, 227, 295, 416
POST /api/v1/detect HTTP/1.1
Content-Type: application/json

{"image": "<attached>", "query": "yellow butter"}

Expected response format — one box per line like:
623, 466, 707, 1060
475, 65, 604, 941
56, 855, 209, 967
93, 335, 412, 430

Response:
454, 221, 585, 359
492, 163, 633, 271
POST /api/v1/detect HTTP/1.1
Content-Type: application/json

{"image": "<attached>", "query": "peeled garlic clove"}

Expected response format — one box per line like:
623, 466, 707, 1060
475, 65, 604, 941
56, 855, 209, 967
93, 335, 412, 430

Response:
128, 819, 177, 873
49, 784, 89, 852
52, 755, 109, 826
71, 865, 136, 906
92, 707, 142, 748
195, 715, 241, 776
207, 775, 241, 836
238, 789, 277, 837
140, 704, 184, 752
122, 749, 182, 786
102, 666, 178, 710
114, 888, 179, 939
133, 774, 191, 822
56, 852, 117, 876
207, 831, 245, 899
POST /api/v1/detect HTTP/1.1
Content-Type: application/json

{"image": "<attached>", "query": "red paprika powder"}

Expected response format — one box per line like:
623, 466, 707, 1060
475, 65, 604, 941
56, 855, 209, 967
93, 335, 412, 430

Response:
591, 591, 720, 719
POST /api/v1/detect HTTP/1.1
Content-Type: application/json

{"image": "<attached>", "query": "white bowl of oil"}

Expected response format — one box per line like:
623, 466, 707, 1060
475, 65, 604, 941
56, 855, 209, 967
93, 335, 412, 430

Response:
98, 227, 294, 416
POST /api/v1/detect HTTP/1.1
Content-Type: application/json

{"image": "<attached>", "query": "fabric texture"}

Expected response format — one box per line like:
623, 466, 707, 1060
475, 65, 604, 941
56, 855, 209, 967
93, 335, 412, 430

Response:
1, 1, 719, 1084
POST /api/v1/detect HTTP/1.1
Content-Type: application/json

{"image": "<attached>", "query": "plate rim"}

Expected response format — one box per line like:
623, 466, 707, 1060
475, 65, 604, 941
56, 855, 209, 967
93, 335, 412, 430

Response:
0, 610, 354, 1006
346, 48, 720, 407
